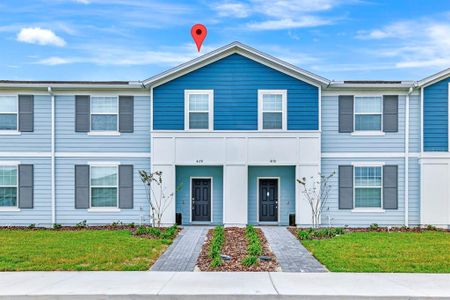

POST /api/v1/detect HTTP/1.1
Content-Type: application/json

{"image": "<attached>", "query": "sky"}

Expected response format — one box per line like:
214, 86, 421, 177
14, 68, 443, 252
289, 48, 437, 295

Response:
0, 0, 449, 81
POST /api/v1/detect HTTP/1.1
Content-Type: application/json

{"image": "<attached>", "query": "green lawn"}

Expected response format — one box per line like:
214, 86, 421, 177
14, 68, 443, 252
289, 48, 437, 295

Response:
0, 230, 172, 271
301, 231, 450, 273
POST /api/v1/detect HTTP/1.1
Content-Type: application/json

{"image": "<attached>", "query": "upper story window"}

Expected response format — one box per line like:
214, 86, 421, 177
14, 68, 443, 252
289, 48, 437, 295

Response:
185, 90, 213, 130
91, 96, 118, 132
354, 166, 382, 208
90, 165, 118, 208
0, 96, 18, 131
0, 166, 18, 208
354, 96, 382, 131
258, 90, 287, 130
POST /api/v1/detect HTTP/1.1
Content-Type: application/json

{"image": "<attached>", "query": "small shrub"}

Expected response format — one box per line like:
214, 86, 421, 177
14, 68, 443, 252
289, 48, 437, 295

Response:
334, 227, 345, 235
76, 220, 87, 228
242, 255, 257, 267
426, 224, 437, 231
296, 227, 345, 240
128, 223, 135, 228
111, 221, 123, 228
53, 223, 62, 230
298, 230, 312, 240
369, 223, 379, 231
209, 226, 225, 268
28, 224, 36, 229
135, 226, 148, 235
161, 225, 178, 239
242, 225, 263, 266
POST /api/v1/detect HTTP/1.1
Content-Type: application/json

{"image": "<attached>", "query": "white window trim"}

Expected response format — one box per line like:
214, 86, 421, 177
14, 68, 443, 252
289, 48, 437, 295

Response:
258, 90, 287, 131
353, 96, 383, 135
89, 164, 119, 210
352, 163, 384, 211
0, 95, 19, 132
189, 176, 214, 223
184, 90, 214, 131
90, 95, 119, 133
0, 163, 19, 210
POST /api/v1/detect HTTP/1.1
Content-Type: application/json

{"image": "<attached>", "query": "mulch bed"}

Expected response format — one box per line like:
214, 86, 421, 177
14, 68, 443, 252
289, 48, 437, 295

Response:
197, 227, 279, 272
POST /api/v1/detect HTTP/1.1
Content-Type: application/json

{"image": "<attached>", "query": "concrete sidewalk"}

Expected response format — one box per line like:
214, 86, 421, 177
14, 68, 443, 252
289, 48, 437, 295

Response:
0, 272, 449, 299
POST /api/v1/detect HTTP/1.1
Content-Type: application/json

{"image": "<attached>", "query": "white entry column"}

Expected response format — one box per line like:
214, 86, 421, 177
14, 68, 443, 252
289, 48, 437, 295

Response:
223, 165, 248, 226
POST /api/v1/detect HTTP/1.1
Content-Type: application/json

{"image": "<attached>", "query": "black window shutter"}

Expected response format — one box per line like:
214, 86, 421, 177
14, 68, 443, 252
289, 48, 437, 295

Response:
339, 165, 353, 209
119, 96, 134, 133
338, 96, 354, 133
18, 165, 33, 209
18, 95, 34, 132
75, 95, 90, 132
75, 165, 90, 209
119, 165, 133, 209
383, 95, 398, 132
383, 165, 398, 209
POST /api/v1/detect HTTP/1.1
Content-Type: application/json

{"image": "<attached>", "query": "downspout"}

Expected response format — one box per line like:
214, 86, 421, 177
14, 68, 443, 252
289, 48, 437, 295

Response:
48, 86, 56, 225
404, 85, 414, 226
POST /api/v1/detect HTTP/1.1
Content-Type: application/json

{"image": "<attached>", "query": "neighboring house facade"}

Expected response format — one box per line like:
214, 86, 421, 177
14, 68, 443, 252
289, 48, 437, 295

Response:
0, 42, 449, 228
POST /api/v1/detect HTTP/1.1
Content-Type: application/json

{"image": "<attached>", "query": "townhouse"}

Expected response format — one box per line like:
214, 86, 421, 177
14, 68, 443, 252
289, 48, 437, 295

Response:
0, 42, 449, 228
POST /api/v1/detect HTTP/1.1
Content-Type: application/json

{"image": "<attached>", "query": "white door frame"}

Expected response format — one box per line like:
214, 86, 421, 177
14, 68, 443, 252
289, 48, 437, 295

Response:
256, 177, 281, 224
189, 176, 214, 223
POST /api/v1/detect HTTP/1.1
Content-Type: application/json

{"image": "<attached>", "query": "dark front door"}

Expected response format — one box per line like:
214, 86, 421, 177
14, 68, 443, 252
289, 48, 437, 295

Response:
259, 179, 278, 222
191, 178, 211, 222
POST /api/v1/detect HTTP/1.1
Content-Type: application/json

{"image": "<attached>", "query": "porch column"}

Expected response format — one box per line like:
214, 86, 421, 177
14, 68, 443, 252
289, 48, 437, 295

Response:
223, 165, 248, 226
151, 165, 176, 226
296, 164, 320, 227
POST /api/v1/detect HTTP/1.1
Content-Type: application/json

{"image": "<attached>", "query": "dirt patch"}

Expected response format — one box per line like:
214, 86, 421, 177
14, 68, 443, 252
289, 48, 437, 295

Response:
197, 227, 278, 272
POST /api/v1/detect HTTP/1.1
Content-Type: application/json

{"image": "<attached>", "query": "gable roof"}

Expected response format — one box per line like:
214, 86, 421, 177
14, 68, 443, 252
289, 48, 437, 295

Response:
142, 41, 330, 88
418, 68, 450, 87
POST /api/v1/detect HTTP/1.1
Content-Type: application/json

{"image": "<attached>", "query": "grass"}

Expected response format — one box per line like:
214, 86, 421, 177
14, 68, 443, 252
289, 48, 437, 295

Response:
242, 225, 262, 267
301, 231, 450, 273
0, 229, 173, 271
209, 226, 225, 268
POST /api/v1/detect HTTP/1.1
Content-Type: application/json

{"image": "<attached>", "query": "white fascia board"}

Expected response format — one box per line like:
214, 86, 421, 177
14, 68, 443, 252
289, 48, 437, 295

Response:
143, 41, 330, 88
418, 68, 450, 87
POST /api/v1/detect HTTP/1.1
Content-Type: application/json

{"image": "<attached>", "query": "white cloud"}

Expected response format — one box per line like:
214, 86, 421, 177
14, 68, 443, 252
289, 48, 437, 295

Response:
74, 0, 91, 3
17, 27, 66, 47
212, 2, 250, 18
37, 57, 72, 65
355, 17, 450, 69
247, 16, 332, 30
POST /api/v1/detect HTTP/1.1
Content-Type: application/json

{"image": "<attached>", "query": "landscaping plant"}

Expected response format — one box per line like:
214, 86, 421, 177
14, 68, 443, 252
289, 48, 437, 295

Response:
242, 225, 263, 266
297, 227, 345, 240
209, 226, 225, 268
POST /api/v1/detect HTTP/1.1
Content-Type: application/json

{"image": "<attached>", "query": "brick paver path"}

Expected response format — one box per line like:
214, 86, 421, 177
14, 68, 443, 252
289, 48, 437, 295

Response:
151, 226, 209, 271
261, 227, 328, 272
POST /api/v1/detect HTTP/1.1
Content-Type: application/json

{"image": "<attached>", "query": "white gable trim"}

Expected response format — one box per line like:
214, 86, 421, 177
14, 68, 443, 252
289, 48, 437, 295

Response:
418, 68, 450, 88
143, 42, 330, 89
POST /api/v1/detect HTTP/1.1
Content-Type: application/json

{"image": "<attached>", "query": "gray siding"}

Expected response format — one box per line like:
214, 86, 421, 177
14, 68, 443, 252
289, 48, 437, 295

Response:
0, 157, 51, 226
1, 95, 51, 152
55, 157, 150, 225
55, 95, 150, 152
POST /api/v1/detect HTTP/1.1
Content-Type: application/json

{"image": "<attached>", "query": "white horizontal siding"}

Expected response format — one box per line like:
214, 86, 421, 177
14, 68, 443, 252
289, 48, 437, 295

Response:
55, 157, 151, 225
55, 95, 151, 152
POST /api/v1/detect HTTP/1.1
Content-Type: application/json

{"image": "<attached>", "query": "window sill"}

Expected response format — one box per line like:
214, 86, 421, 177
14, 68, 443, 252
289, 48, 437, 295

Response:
0, 131, 21, 135
351, 131, 385, 136
0, 207, 20, 212
351, 208, 385, 213
87, 131, 121, 136
87, 208, 121, 213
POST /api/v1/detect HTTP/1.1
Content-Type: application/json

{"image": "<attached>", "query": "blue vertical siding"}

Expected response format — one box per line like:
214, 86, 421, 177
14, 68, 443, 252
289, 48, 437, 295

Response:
55, 157, 151, 225
153, 54, 319, 131
424, 77, 450, 151
248, 166, 295, 225
55, 95, 151, 152
175, 166, 223, 225
1, 95, 51, 152
0, 157, 51, 226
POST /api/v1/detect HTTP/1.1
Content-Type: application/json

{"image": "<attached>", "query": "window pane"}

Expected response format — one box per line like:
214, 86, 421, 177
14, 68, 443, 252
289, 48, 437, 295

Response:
0, 96, 17, 113
0, 167, 17, 186
189, 94, 209, 111
91, 97, 117, 114
91, 166, 117, 186
0, 187, 17, 207
263, 94, 282, 111
91, 115, 117, 131
355, 188, 382, 208
91, 187, 117, 207
355, 97, 382, 113
355, 167, 381, 186
0, 114, 17, 130
189, 112, 209, 129
355, 115, 381, 131
263, 112, 282, 129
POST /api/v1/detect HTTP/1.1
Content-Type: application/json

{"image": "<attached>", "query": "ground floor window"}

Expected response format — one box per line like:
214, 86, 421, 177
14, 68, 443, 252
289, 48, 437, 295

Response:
0, 166, 17, 207
354, 166, 382, 208
90, 165, 118, 208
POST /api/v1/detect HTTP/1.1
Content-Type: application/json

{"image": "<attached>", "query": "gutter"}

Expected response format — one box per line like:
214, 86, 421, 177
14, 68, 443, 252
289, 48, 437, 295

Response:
48, 86, 56, 225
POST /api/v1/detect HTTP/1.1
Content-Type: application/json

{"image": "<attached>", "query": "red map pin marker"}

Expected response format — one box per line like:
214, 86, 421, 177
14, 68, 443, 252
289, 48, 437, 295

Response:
191, 24, 207, 52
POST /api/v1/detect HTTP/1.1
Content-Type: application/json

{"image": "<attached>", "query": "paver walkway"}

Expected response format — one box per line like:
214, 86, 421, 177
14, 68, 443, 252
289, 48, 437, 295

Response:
261, 227, 327, 272
151, 226, 209, 271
